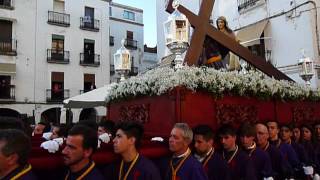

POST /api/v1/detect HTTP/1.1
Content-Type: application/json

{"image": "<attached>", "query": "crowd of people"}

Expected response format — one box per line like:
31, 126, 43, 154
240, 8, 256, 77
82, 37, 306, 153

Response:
0, 116, 320, 180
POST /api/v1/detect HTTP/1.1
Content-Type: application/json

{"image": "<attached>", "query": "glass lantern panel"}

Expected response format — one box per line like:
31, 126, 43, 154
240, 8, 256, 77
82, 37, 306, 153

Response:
114, 54, 121, 70
175, 20, 187, 42
306, 62, 313, 73
121, 53, 130, 69
164, 21, 173, 44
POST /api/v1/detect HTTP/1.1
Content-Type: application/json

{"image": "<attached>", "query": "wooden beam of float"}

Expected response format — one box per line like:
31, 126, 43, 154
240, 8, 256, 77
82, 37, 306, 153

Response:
165, 0, 292, 81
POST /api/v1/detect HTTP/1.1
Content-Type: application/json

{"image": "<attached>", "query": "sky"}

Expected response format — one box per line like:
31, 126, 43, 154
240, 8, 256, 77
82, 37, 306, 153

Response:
112, 0, 157, 47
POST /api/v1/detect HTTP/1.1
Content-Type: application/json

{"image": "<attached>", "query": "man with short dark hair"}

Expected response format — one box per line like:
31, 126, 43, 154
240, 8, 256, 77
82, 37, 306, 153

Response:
218, 124, 256, 180
165, 123, 207, 180
0, 129, 36, 179
33, 122, 50, 135
105, 121, 161, 180
98, 120, 115, 137
62, 124, 104, 180
238, 123, 273, 179
50, 123, 68, 140
267, 121, 300, 175
193, 124, 230, 180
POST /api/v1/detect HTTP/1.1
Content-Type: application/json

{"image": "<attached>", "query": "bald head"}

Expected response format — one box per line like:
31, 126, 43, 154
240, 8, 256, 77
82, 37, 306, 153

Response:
255, 123, 269, 148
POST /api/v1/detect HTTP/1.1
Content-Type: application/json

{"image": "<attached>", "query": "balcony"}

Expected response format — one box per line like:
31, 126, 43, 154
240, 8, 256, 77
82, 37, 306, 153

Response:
238, 0, 261, 12
47, 11, 70, 27
80, 17, 99, 32
124, 39, 137, 50
0, 0, 13, 10
110, 36, 114, 46
80, 53, 100, 67
0, 39, 17, 56
0, 85, 15, 101
46, 89, 70, 102
47, 49, 70, 64
129, 66, 138, 76
110, 64, 115, 75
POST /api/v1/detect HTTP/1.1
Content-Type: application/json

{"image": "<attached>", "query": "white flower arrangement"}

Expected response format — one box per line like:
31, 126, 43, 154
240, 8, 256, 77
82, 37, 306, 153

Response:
106, 66, 320, 103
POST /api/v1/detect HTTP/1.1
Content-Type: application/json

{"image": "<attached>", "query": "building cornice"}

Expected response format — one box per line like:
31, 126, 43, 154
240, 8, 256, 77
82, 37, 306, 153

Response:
110, 2, 143, 13
110, 17, 144, 26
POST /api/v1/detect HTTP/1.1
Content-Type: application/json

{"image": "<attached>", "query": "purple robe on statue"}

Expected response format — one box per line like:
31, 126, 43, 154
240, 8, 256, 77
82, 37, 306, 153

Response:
245, 147, 273, 179
164, 155, 208, 180
104, 155, 161, 180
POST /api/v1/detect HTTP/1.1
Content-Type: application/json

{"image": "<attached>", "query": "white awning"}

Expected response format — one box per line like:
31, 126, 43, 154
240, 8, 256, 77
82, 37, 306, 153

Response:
236, 20, 269, 47
63, 83, 116, 108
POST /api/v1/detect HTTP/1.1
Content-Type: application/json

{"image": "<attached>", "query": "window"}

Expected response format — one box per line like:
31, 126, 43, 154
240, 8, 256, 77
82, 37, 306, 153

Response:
51, 72, 64, 101
83, 74, 95, 93
123, 10, 135, 21
51, 35, 64, 59
126, 31, 133, 40
109, 6, 112, 16
317, 69, 320, 80
53, 0, 65, 13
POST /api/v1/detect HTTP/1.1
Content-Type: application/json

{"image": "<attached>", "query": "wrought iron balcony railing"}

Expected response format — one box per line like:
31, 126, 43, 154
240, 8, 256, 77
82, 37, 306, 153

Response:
0, 0, 13, 10
0, 85, 15, 101
238, 0, 261, 11
80, 17, 100, 32
47, 49, 70, 64
48, 11, 70, 27
46, 89, 70, 102
124, 39, 137, 50
80, 53, 100, 67
0, 39, 17, 56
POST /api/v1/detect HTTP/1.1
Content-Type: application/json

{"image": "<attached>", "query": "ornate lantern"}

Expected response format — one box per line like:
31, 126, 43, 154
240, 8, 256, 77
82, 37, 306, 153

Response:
298, 49, 314, 86
163, 0, 189, 69
114, 39, 131, 81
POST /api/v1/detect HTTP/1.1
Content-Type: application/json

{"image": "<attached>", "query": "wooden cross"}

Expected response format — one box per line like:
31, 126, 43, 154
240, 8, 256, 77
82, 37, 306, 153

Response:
166, 0, 292, 81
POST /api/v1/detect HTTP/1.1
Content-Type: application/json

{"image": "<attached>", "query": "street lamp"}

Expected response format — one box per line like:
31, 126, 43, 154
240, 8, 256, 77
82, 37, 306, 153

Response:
164, 0, 190, 69
114, 39, 131, 82
298, 49, 314, 86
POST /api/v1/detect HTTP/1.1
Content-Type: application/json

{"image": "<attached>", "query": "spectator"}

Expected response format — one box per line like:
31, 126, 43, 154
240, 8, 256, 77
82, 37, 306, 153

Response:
33, 122, 50, 136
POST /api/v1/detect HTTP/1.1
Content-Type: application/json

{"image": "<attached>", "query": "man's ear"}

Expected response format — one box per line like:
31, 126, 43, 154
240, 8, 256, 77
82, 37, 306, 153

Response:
83, 148, 93, 158
128, 136, 136, 146
208, 139, 214, 146
6, 153, 18, 166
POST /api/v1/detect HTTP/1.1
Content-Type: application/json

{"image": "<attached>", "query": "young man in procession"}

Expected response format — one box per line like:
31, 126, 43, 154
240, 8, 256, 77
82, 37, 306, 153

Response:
238, 123, 273, 179
62, 125, 104, 180
193, 124, 230, 180
105, 121, 161, 180
218, 124, 257, 180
